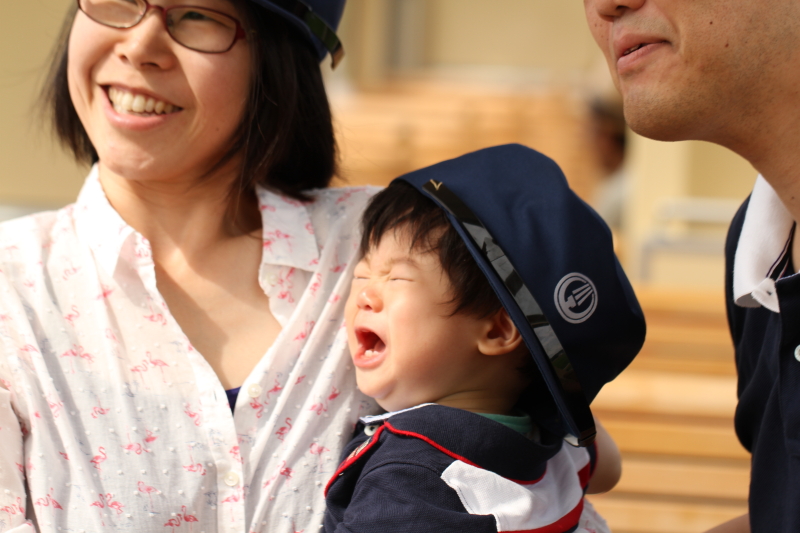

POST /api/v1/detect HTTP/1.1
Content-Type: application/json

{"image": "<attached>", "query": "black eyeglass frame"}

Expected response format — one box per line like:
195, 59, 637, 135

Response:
420, 179, 597, 447
76, 0, 248, 54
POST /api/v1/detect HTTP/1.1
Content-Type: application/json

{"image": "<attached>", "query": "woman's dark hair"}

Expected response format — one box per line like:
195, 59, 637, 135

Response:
42, 1, 337, 203
360, 180, 502, 319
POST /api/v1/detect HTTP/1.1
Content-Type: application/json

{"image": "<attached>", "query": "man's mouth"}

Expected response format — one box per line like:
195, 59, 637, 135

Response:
623, 43, 647, 56
106, 87, 182, 116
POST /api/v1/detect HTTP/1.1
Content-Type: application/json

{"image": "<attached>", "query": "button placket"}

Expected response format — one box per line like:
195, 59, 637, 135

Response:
224, 471, 240, 487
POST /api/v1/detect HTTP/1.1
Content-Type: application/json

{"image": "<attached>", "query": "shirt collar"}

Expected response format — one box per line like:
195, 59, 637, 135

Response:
74, 165, 136, 277
733, 175, 795, 313
74, 165, 320, 277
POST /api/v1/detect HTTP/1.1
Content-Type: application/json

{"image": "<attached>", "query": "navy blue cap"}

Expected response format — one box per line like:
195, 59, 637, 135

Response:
248, 0, 346, 67
396, 144, 646, 446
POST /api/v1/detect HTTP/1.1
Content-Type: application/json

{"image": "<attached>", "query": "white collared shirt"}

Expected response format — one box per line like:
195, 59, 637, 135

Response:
733, 175, 797, 313
0, 166, 378, 533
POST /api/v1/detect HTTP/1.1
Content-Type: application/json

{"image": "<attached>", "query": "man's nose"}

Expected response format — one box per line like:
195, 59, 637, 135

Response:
589, 0, 646, 19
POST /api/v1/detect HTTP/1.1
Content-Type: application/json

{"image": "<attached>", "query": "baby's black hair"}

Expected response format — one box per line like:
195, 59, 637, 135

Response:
360, 180, 501, 319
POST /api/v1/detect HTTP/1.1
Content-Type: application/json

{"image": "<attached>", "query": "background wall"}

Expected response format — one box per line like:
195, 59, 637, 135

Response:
3, 1, 759, 286
1, 1, 86, 207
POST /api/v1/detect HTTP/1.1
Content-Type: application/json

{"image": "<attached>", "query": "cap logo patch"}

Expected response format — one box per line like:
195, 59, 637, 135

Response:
554, 273, 598, 324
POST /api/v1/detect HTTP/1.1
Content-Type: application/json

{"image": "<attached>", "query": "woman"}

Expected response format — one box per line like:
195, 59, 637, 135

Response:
0, 1, 376, 531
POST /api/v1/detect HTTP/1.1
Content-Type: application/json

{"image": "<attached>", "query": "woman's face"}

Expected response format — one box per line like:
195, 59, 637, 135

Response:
67, 0, 252, 184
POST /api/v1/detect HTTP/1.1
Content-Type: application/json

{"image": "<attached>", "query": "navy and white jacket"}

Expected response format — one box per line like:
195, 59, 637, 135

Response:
323, 404, 608, 533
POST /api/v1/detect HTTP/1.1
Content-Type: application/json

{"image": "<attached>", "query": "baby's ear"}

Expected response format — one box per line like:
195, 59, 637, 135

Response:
477, 308, 523, 356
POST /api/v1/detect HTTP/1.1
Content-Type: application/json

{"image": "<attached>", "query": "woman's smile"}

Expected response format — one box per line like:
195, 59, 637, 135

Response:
107, 86, 180, 116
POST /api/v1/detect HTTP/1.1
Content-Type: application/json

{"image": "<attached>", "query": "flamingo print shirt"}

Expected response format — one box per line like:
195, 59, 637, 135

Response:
0, 166, 379, 533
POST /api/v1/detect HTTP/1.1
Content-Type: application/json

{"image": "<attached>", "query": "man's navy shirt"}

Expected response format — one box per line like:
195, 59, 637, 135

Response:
727, 198, 800, 531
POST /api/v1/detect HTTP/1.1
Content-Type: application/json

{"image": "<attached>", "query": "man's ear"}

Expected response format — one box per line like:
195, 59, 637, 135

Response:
477, 308, 524, 356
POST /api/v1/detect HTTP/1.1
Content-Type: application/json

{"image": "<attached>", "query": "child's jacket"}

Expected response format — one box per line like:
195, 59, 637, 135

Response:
323, 404, 608, 533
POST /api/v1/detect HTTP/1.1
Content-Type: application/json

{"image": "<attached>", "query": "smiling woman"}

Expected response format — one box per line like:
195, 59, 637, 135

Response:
0, 1, 381, 533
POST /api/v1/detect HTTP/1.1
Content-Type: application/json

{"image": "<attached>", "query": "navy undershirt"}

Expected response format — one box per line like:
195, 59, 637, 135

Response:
226, 387, 241, 413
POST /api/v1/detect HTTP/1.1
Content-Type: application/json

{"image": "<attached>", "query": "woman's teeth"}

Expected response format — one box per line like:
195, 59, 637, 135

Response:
108, 87, 176, 116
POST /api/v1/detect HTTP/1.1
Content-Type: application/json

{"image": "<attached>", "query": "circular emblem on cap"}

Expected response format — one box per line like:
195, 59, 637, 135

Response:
554, 273, 598, 324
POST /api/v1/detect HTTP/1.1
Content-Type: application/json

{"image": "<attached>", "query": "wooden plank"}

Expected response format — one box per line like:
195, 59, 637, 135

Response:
588, 494, 747, 533
628, 356, 735, 376
600, 417, 749, 460
593, 370, 738, 419
614, 456, 749, 500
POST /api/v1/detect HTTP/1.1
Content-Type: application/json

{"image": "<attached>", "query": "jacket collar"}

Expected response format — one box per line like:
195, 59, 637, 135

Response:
362, 404, 563, 483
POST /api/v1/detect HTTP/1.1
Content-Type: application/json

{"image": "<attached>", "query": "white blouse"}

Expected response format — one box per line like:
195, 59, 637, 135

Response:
0, 167, 378, 533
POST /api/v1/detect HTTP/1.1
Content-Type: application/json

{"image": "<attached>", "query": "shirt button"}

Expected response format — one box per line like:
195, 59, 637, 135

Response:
795, 345, 800, 362
364, 424, 379, 436
267, 274, 279, 286
247, 384, 262, 398
224, 472, 240, 487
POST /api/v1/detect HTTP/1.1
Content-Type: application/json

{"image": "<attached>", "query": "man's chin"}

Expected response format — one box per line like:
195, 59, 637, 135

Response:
622, 92, 703, 143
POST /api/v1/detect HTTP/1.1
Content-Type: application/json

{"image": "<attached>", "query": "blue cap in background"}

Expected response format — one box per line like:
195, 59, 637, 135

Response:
248, 0, 346, 67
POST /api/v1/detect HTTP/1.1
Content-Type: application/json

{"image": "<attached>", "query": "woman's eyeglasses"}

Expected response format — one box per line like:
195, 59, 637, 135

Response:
77, 0, 247, 54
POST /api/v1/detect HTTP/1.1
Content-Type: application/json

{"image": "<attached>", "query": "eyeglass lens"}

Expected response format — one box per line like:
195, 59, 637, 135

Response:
78, 0, 240, 53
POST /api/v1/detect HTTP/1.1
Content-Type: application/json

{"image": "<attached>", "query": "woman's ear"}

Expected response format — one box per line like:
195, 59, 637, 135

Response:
477, 308, 524, 356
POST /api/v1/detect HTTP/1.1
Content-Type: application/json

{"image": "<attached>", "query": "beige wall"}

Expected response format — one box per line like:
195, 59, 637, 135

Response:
1, 1, 87, 207
427, 0, 599, 76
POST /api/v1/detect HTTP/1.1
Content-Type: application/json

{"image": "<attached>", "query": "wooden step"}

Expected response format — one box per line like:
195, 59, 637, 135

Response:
587, 494, 748, 533
614, 455, 749, 501
600, 416, 749, 460
593, 369, 738, 419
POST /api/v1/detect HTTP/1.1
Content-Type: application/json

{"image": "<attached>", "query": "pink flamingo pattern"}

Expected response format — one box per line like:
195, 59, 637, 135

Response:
122, 433, 151, 455
144, 427, 159, 443
184, 403, 203, 426
309, 386, 342, 416
60, 344, 94, 373
90, 446, 107, 471
1, 497, 24, 518
262, 461, 294, 489
138, 481, 158, 506
129, 359, 151, 388
34, 488, 63, 510
249, 396, 265, 418
144, 301, 168, 325
63, 305, 80, 326
97, 284, 114, 299
182, 506, 199, 532
146, 351, 170, 382
266, 378, 283, 400
89, 493, 123, 526
182, 446, 207, 476
0, 181, 381, 531
275, 417, 293, 441
309, 442, 330, 470
90, 399, 110, 418
293, 320, 316, 342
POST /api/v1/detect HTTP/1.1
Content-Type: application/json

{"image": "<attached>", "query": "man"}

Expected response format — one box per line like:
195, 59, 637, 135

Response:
582, 1, 800, 532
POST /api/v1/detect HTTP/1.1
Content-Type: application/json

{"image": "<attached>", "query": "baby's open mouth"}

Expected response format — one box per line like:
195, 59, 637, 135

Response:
356, 328, 386, 360
106, 87, 182, 116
